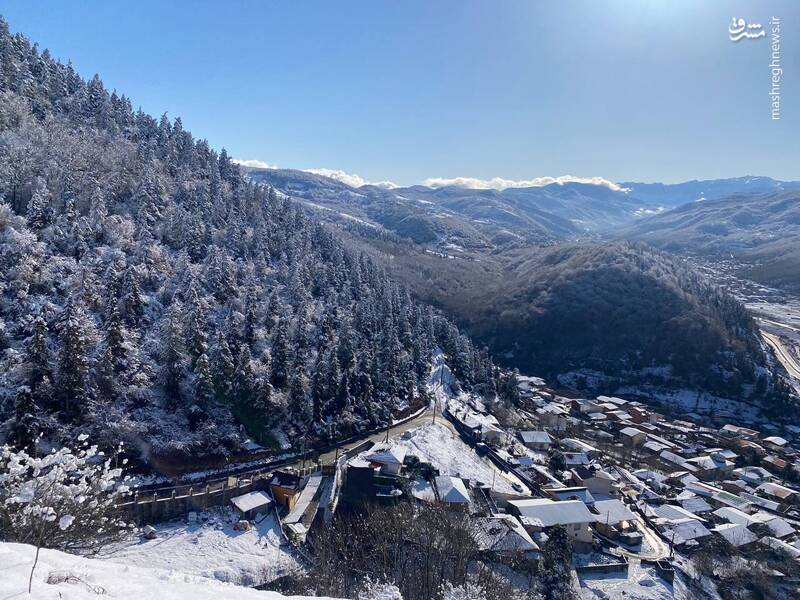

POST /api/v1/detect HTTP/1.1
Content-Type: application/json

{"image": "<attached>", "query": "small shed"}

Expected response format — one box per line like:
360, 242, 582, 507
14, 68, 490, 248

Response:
269, 470, 303, 509
230, 490, 273, 520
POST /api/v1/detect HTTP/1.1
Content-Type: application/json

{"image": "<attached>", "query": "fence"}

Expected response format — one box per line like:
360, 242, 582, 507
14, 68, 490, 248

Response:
118, 466, 320, 524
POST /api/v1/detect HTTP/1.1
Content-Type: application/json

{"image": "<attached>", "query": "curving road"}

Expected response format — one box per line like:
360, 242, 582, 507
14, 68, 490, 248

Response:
607, 516, 670, 561
762, 331, 800, 393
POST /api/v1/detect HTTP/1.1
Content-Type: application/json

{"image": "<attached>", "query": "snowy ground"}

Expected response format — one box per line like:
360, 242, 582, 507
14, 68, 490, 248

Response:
392, 422, 524, 495
99, 507, 301, 587
578, 560, 676, 600
0, 542, 337, 600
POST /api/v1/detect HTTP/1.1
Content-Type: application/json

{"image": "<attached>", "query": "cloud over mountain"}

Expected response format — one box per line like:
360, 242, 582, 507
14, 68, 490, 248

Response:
232, 158, 278, 169
303, 168, 399, 189
423, 175, 629, 193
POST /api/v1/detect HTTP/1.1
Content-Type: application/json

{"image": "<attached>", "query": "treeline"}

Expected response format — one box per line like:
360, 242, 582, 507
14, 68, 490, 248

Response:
0, 16, 495, 461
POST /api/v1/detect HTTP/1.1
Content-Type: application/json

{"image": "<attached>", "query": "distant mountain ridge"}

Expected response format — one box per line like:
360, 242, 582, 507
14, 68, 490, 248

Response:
620, 176, 800, 208
620, 190, 800, 291
244, 166, 800, 250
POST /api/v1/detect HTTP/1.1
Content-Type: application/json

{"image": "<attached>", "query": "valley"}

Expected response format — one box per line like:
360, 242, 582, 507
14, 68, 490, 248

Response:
0, 8, 799, 600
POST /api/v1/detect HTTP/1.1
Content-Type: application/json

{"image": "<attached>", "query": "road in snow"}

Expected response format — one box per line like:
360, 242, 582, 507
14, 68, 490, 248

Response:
762, 331, 800, 387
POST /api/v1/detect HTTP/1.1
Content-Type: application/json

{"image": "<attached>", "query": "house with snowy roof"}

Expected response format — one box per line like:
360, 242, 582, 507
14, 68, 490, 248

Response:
658, 518, 712, 550
685, 453, 733, 481
721, 424, 759, 440
536, 403, 568, 432
543, 486, 595, 506
592, 499, 637, 539
757, 481, 799, 507
435, 475, 471, 507
571, 465, 618, 497
364, 444, 408, 476
762, 436, 789, 452
734, 466, 774, 487
560, 438, 601, 458
473, 515, 539, 558
508, 498, 596, 546
712, 523, 758, 548
518, 430, 552, 450
619, 426, 646, 448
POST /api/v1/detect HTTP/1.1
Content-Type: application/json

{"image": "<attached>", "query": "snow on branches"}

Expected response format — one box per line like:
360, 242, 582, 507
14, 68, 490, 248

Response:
0, 437, 132, 552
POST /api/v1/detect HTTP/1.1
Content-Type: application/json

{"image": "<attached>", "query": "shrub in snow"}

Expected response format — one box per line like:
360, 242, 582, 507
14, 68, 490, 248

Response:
0, 438, 131, 591
358, 578, 403, 600
441, 582, 487, 600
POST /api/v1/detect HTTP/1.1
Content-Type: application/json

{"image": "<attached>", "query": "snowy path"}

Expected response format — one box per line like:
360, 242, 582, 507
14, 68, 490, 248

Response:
608, 517, 670, 561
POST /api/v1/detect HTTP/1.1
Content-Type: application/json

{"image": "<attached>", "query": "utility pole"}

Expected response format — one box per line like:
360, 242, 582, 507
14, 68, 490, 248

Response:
670, 528, 676, 559
333, 423, 339, 464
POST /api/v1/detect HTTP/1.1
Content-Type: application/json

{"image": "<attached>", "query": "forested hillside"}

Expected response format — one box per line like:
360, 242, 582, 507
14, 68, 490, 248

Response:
339, 227, 786, 404
465, 242, 775, 398
0, 17, 494, 465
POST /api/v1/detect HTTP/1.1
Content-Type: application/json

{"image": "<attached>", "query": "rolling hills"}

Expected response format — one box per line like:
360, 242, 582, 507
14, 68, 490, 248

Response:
620, 190, 800, 291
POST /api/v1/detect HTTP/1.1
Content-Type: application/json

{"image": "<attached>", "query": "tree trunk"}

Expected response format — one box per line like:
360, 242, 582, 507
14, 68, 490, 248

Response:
28, 544, 41, 593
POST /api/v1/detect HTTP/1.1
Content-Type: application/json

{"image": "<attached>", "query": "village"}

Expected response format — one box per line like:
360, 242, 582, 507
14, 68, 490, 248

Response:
101, 362, 800, 599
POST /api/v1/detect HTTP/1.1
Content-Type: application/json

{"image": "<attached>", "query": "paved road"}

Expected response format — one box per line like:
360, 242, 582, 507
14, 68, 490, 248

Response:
292, 402, 454, 469
762, 331, 800, 393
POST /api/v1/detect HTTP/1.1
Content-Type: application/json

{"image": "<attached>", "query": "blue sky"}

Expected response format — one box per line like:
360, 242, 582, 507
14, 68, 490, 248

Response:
2, 1, 797, 186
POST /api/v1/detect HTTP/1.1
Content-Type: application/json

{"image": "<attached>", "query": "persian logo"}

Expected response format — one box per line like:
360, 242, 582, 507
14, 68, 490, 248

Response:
728, 17, 765, 42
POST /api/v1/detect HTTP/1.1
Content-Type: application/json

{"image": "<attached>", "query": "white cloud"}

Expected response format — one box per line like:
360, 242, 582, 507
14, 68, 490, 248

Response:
422, 175, 629, 193
303, 168, 399, 189
232, 158, 279, 170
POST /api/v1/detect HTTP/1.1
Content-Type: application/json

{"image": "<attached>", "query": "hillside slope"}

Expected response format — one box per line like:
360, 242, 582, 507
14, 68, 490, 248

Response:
465, 242, 770, 396
335, 224, 784, 404
0, 542, 338, 600
0, 17, 494, 467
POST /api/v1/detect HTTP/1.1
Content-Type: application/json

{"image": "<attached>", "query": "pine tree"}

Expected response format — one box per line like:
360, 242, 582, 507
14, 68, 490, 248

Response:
193, 352, 214, 408
87, 186, 107, 243
105, 301, 127, 369
119, 267, 144, 326
255, 376, 274, 415
56, 299, 92, 418
212, 331, 235, 402
95, 345, 115, 401
243, 289, 258, 348
270, 321, 290, 388
161, 304, 185, 405
184, 283, 208, 363
12, 386, 37, 449
26, 186, 50, 230
232, 344, 255, 405
24, 316, 52, 399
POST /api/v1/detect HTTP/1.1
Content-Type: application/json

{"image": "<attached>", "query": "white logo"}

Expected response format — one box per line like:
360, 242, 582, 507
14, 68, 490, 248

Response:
729, 17, 765, 42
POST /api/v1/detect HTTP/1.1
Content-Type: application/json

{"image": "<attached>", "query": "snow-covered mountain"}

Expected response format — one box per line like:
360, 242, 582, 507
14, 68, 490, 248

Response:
620, 176, 800, 208
245, 167, 800, 253
243, 167, 653, 248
